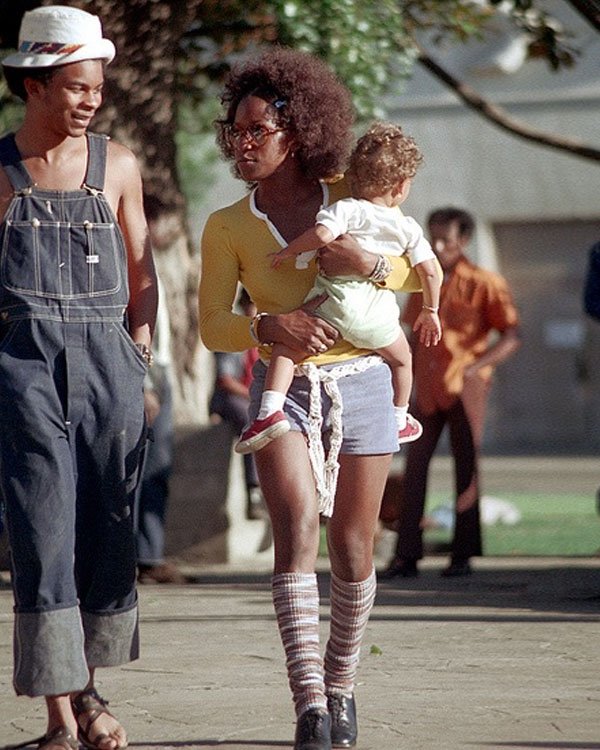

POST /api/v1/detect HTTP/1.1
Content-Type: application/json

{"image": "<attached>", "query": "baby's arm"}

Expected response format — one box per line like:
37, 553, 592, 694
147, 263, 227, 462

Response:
271, 223, 336, 269
412, 258, 442, 347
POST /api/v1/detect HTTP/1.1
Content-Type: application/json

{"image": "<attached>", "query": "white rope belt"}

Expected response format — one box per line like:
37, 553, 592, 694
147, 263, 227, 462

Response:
294, 354, 384, 517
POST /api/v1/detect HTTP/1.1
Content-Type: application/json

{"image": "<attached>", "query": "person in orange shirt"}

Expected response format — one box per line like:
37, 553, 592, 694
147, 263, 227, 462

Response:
381, 207, 521, 579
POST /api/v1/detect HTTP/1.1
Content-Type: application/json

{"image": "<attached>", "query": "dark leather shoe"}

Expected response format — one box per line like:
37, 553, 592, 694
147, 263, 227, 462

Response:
138, 561, 188, 584
378, 557, 419, 579
440, 559, 472, 577
328, 693, 357, 748
294, 708, 332, 750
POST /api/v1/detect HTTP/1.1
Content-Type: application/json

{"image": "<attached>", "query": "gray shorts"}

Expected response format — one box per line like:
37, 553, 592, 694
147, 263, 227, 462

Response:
248, 356, 398, 455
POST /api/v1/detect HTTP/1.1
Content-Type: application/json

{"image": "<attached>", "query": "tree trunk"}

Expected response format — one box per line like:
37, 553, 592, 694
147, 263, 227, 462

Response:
567, 0, 600, 32
60, 0, 208, 422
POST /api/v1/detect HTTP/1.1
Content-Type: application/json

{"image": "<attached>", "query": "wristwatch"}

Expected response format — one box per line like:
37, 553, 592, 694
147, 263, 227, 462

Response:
135, 342, 154, 368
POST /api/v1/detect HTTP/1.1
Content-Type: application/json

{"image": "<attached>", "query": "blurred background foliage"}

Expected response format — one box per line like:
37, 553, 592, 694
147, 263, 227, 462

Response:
0, 0, 591, 213
0, 0, 596, 410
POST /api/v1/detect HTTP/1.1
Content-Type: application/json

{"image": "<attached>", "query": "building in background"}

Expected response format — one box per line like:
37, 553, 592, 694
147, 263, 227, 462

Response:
385, 0, 600, 455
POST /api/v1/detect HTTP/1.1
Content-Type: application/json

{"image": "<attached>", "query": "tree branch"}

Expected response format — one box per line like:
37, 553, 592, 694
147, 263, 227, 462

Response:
417, 51, 600, 163
567, 0, 600, 32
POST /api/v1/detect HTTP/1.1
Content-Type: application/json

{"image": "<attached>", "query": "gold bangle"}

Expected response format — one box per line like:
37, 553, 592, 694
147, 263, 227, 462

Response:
250, 312, 269, 344
422, 304, 439, 313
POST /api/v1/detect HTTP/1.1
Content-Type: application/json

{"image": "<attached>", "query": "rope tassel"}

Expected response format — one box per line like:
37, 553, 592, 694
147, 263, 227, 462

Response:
296, 355, 383, 517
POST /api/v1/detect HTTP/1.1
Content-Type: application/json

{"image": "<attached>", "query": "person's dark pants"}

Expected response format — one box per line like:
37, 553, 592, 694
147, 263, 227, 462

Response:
0, 321, 145, 696
135, 376, 173, 567
213, 393, 259, 489
394, 398, 482, 562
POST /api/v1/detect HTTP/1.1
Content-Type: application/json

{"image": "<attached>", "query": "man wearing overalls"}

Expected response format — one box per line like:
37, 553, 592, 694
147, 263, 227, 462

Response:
0, 7, 158, 750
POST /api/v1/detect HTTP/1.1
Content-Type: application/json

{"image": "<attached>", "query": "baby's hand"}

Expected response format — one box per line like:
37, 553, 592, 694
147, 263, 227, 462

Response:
413, 310, 442, 347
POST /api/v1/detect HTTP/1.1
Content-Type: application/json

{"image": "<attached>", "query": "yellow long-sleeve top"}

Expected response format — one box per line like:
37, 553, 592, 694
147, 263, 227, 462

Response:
199, 177, 424, 364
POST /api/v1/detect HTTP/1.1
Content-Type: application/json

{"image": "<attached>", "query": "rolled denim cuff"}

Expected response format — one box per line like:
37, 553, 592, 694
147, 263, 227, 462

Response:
13, 606, 89, 697
82, 604, 140, 667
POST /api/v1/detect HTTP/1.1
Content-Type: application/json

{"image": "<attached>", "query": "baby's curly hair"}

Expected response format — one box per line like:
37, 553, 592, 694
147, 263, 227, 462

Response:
216, 46, 355, 182
347, 121, 423, 199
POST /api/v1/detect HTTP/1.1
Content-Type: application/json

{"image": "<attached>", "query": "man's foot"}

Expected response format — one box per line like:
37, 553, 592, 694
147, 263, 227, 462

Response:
294, 708, 332, 750
235, 411, 290, 454
440, 558, 472, 577
138, 561, 187, 584
327, 693, 357, 748
398, 414, 423, 444
71, 688, 127, 749
378, 557, 419, 579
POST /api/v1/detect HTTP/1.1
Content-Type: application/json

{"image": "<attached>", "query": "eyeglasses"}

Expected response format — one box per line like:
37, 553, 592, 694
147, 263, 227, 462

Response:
224, 123, 287, 148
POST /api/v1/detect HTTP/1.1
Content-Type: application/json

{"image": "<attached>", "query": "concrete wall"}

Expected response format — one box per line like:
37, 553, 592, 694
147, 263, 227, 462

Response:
164, 422, 272, 565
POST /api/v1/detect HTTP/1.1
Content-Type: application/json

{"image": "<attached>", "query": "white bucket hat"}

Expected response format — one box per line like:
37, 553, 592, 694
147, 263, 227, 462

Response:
2, 5, 115, 69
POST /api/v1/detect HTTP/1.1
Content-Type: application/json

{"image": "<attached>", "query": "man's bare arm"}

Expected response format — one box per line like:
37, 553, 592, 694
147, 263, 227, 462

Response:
110, 142, 158, 347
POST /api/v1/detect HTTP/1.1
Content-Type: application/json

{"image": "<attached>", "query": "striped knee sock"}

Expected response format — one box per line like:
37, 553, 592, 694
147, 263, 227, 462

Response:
272, 572, 327, 717
324, 568, 377, 696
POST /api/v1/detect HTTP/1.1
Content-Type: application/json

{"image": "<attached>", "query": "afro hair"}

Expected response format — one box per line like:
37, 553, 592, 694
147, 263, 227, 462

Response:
216, 46, 355, 182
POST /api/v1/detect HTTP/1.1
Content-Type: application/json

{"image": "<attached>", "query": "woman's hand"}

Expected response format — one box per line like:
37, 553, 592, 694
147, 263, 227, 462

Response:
269, 246, 293, 269
318, 233, 375, 278
258, 296, 339, 355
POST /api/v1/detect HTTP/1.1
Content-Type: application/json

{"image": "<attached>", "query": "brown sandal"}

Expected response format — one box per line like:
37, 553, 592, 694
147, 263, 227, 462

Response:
4, 726, 78, 750
38, 726, 79, 750
71, 688, 128, 750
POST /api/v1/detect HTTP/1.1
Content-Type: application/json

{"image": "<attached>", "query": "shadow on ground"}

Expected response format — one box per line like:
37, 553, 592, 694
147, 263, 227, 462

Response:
180, 560, 600, 620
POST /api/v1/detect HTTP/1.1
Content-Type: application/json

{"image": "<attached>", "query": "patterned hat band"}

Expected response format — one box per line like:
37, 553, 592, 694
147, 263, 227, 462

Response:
2, 6, 115, 69
19, 42, 85, 56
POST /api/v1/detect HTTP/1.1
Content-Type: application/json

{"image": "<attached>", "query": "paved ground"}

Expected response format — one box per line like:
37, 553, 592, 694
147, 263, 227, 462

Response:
1, 552, 599, 750
2, 455, 599, 748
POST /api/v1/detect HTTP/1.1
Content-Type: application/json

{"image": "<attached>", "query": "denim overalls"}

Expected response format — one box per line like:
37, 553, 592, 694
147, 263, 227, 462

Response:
0, 132, 146, 696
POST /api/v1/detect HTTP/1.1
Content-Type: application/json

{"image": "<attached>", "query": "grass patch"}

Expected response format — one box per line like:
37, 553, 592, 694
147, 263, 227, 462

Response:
319, 493, 600, 557
423, 492, 599, 556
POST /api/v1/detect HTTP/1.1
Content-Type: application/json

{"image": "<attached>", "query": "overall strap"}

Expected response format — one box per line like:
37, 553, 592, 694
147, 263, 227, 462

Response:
0, 134, 35, 192
83, 132, 109, 192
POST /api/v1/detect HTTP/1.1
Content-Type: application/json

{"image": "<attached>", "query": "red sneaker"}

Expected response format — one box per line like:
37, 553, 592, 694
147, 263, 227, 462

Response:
235, 411, 290, 454
398, 414, 423, 444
